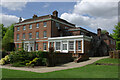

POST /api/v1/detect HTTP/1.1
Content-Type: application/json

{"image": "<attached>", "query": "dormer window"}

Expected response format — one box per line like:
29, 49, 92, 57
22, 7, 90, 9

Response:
29, 24, 32, 29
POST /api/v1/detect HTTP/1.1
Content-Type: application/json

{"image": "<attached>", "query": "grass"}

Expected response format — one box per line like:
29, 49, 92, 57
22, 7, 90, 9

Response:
1, 58, 119, 78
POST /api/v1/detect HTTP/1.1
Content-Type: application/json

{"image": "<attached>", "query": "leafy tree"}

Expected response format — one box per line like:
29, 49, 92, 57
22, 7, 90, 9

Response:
2, 24, 15, 51
0, 24, 8, 38
101, 30, 107, 34
110, 22, 120, 50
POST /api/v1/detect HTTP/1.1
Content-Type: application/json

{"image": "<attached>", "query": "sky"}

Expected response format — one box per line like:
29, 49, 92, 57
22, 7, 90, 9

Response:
0, 0, 119, 33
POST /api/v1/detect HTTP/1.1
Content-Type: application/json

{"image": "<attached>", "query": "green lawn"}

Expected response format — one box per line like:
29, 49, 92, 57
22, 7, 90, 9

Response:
1, 58, 119, 78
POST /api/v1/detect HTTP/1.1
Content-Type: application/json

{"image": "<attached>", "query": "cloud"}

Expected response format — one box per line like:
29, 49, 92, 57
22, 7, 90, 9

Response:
0, 2, 27, 11
0, 13, 19, 27
60, 0, 118, 33
43, 3, 49, 8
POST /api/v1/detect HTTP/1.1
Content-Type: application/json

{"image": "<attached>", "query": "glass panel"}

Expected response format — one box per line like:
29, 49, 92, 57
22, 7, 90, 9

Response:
23, 26, 26, 30
69, 41, 74, 50
29, 25, 32, 29
78, 41, 81, 50
43, 43, 47, 50
29, 33, 32, 39
22, 33, 25, 39
36, 32, 39, 38
43, 22, 47, 27
43, 31, 47, 38
56, 42, 60, 50
17, 34, 19, 40
63, 44, 67, 50
36, 23, 39, 28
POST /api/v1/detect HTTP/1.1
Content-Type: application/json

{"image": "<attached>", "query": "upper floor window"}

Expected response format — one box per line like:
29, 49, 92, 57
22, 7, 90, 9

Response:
17, 34, 19, 40
56, 22, 60, 29
36, 23, 39, 28
43, 22, 47, 27
78, 41, 81, 50
17, 27, 20, 31
69, 41, 74, 50
22, 33, 25, 39
29, 24, 32, 29
29, 33, 32, 39
23, 26, 26, 30
43, 31, 47, 38
36, 32, 39, 39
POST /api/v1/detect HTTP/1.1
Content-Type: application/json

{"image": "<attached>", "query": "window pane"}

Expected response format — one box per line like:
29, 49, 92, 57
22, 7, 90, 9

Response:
63, 44, 67, 50
36, 23, 39, 28
56, 42, 60, 50
78, 41, 81, 50
29, 33, 32, 39
43, 31, 47, 38
29, 25, 32, 29
23, 26, 26, 30
43, 43, 47, 50
17, 34, 19, 40
43, 22, 47, 27
22, 33, 25, 39
56, 22, 60, 29
51, 42, 54, 47
36, 32, 39, 38
69, 41, 74, 50
17, 27, 20, 31
36, 43, 38, 51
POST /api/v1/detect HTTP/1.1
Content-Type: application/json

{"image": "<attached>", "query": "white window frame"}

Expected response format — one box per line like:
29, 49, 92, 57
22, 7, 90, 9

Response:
17, 34, 19, 40
56, 42, 61, 50
43, 31, 47, 38
36, 43, 38, 51
69, 41, 74, 51
36, 23, 39, 28
23, 26, 26, 30
22, 33, 25, 39
78, 41, 81, 50
36, 32, 39, 39
43, 43, 47, 51
43, 22, 47, 27
29, 24, 32, 29
17, 27, 20, 31
29, 33, 32, 39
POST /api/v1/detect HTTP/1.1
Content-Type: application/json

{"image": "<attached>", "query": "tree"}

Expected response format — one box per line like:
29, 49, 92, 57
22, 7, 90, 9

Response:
110, 22, 120, 50
101, 30, 107, 34
0, 24, 8, 38
2, 24, 15, 51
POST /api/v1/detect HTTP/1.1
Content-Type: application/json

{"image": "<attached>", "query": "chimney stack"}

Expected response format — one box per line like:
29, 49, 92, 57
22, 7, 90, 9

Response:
97, 28, 101, 36
105, 32, 109, 36
52, 10, 58, 17
19, 17, 22, 22
33, 14, 38, 18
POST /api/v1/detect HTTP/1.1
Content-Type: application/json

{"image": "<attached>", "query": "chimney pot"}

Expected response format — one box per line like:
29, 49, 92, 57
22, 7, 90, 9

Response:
19, 17, 22, 22
52, 10, 58, 17
97, 28, 101, 36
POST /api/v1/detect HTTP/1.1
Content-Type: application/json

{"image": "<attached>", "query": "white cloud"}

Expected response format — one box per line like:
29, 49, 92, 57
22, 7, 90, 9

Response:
60, 0, 118, 33
0, 13, 19, 27
0, 2, 27, 11
43, 3, 49, 8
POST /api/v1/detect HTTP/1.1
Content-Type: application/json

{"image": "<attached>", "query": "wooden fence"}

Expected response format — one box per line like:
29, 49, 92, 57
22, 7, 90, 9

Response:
109, 50, 120, 59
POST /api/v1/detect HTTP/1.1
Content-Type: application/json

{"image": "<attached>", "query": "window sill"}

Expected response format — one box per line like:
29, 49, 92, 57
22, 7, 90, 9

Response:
44, 37, 47, 38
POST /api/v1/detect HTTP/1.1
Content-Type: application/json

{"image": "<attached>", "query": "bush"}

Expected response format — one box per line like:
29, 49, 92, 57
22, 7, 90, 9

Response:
12, 62, 25, 67
8, 50, 48, 67
0, 55, 10, 65
116, 41, 120, 50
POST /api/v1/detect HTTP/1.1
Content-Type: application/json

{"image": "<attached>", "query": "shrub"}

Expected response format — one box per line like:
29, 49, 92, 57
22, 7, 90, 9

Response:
0, 55, 10, 65
12, 62, 25, 67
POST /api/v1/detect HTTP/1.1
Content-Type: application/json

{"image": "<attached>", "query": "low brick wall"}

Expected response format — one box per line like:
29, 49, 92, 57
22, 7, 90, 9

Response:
109, 50, 120, 59
46, 53, 73, 67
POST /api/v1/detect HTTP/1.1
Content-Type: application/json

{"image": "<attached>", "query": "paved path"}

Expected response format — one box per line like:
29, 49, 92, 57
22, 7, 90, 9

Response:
1, 56, 109, 73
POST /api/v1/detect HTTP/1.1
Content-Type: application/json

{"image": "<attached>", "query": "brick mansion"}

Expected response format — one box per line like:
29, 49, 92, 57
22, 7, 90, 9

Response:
14, 11, 116, 55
